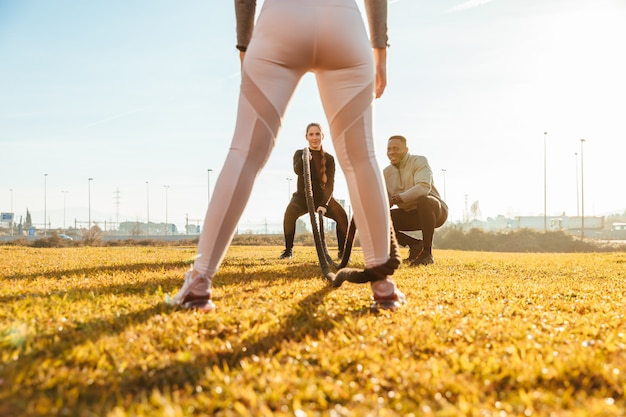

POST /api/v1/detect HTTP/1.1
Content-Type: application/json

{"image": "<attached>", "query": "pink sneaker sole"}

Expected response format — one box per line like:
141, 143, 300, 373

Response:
181, 293, 216, 312
370, 290, 406, 313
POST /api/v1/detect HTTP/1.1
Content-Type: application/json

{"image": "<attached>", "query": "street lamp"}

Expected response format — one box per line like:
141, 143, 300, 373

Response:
543, 131, 547, 232
146, 181, 150, 236
574, 152, 579, 217
286, 178, 292, 202
62, 190, 68, 233
207, 169, 213, 204
88, 178, 93, 229
441, 169, 447, 201
164, 185, 170, 236
9, 188, 13, 235
580, 139, 585, 240
44, 173, 48, 235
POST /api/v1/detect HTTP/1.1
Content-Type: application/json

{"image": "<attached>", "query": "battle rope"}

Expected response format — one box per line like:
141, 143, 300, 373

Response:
302, 147, 401, 287
302, 147, 354, 282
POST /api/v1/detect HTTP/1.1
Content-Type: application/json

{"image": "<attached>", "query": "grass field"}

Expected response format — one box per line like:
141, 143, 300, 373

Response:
1, 245, 625, 416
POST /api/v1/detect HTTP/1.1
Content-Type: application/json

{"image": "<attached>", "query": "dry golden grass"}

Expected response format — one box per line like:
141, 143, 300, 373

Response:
1, 245, 625, 416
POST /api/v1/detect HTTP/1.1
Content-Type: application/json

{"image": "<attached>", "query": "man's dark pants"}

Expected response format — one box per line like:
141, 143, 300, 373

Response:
391, 195, 448, 252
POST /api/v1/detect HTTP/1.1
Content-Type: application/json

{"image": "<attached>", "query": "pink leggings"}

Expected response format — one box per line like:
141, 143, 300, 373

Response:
194, 0, 390, 276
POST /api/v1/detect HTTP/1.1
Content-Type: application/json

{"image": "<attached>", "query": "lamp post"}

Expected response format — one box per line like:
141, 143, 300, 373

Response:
88, 178, 93, 229
9, 188, 13, 235
580, 139, 585, 240
207, 169, 213, 204
62, 190, 68, 233
543, 131, 547, 232
574, 152, 579, 217
441, 169, 447, 201
286, 178, 292, 202
44, 173, 48, 235
146, 181, 150, 236
164, 185, 170, 236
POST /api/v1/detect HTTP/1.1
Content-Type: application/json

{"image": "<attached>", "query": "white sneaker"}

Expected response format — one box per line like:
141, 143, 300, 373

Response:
370, 280, 406, 313
168, 270, 216, 312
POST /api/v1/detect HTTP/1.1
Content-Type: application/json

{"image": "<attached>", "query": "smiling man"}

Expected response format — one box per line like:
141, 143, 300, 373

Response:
383, 135, 448, 266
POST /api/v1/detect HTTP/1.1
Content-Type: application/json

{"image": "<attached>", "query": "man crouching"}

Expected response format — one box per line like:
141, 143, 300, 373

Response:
384, 135, 448, 266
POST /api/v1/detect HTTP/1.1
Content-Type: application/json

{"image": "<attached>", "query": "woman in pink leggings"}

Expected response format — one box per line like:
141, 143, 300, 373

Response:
171, 0, 405, 312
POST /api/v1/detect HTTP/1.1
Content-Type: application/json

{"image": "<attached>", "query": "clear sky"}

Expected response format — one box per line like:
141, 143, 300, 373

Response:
1, 0, 625, 234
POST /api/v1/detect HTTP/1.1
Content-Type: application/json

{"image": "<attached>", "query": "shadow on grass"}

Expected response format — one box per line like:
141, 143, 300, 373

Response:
0, 252, 378, 415
3, 260, 193, 281
0, 260, 192, 304
0, 301, 174, 414
1, 251, 369, 414
0, 258, 328, 306
99, 284, 340, 413
1, 279, 342, 415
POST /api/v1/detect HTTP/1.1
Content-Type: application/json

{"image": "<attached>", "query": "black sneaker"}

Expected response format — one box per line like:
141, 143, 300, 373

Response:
279, 248, 293, 259
405, 243, 423, 262
411, 253, 434, 266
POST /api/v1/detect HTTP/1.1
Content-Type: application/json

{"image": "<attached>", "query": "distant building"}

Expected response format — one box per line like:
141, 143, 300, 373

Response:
612, 222, 626, 231
507, 216, 604, 231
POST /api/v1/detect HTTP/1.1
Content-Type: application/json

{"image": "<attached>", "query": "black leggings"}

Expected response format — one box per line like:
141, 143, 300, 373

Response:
391, 195, 448, 249
283, 195, 348, 250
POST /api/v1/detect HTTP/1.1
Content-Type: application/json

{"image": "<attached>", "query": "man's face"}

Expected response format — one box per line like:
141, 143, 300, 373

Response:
387, 138, 408, 165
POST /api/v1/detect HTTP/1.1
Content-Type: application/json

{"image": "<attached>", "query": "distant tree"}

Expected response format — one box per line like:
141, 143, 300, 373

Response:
296, 218, 308, 233
83, 224, 103, 244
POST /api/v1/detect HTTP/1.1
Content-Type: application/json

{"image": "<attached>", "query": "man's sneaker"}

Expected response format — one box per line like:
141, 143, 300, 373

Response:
370, 289, 406, 313
405, 243, 423, 262
171, 270, 215, 312
279, 248, 293, 259
411, 253, 434, 266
